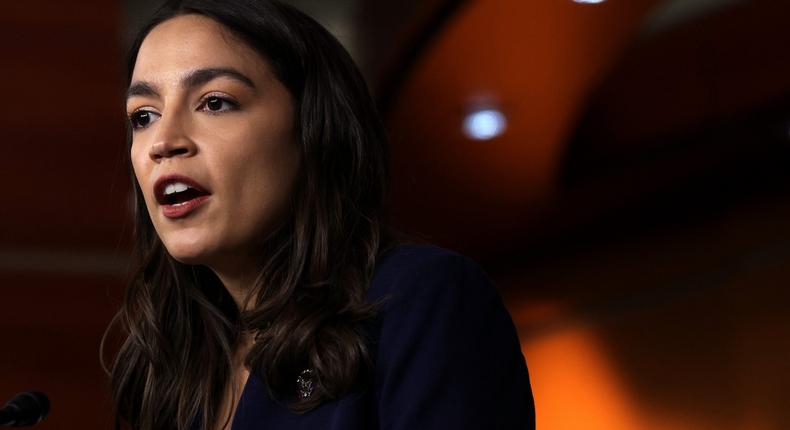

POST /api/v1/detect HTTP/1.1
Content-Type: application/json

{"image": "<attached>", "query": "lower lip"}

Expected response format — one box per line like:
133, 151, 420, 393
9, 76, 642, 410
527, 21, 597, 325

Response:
161, 195, 210, 219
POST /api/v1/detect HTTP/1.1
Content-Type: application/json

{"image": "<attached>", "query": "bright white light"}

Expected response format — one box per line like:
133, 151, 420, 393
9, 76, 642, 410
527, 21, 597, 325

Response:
463, 109, 507, 140
574, 0, 605, 4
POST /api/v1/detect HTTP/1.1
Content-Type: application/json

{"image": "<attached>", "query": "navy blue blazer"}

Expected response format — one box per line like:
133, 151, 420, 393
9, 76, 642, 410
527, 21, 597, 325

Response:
223, 245, 534, 429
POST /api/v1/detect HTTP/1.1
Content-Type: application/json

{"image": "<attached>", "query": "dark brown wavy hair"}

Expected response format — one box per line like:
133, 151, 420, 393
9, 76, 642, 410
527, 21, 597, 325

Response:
102, 1, 393, 429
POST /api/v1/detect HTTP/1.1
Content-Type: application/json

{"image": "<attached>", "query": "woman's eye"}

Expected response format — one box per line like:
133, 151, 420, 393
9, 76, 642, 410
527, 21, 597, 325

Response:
201, 96, 237, 113
129, 110, 161, 129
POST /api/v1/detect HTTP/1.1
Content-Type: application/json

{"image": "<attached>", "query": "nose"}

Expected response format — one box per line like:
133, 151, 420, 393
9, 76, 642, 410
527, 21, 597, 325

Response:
148, 112, 197, 162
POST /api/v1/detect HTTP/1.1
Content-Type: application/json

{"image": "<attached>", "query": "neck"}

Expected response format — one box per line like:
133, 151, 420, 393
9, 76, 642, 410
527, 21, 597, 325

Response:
209, 257, 261, 311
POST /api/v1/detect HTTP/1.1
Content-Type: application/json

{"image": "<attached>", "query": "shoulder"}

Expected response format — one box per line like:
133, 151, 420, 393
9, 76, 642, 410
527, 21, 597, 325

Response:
366, 244, 498, 309
364, 245, 535, 429
365, 244, 510, 353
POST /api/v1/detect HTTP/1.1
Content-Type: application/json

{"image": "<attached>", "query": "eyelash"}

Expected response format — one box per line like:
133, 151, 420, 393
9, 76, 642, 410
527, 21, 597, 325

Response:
198, 93, 239, 114
127, 94, 240, 130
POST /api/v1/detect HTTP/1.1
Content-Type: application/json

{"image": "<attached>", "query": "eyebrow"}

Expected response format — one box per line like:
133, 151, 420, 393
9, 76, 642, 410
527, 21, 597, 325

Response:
126, 67, 256, 100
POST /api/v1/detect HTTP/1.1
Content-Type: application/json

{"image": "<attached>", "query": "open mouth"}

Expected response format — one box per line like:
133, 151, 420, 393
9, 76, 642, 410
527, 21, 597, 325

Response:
154, 175, 212, 218
161, 182, 209, 205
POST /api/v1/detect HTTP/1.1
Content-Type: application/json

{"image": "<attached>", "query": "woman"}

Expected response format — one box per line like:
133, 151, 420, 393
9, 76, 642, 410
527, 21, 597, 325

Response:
105, 0, 534, 429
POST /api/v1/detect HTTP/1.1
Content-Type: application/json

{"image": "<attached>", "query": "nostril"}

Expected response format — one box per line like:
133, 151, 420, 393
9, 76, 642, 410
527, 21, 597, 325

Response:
149, 139, 195, 160
152, 147, 190, 159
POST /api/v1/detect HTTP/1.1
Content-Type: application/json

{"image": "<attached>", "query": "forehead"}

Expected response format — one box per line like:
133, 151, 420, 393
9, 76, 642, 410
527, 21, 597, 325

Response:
132, 14, 269, 84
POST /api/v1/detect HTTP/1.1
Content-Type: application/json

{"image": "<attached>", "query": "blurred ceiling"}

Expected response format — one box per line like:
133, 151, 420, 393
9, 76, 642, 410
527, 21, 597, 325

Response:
375, 0, 790, 263
382, 0, 665, 258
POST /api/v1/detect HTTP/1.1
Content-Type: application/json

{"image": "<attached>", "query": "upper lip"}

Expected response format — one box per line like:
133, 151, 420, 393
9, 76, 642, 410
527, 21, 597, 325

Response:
153, 174, 211, 205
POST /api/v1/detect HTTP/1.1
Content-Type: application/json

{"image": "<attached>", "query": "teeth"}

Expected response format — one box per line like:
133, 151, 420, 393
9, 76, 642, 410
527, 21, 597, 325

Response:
164, 182, 190, 195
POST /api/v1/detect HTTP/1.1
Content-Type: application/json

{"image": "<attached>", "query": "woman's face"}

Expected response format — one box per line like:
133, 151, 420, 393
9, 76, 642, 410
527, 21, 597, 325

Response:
128, 14, 300, 272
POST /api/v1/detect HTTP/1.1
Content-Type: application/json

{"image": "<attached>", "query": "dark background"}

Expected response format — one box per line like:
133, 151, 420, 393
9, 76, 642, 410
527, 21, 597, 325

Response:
1, 0, 789, 428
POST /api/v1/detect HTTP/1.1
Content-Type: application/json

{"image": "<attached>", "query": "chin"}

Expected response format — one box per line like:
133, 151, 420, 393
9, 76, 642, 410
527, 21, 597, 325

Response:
168, 252, 206, 266
155, 224, 221, 263
165, 248, 210, 266
160, 236, 214, 266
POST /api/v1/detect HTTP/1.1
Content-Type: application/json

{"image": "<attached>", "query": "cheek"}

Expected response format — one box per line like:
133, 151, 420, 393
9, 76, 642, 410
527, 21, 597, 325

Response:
216, 141, 300, 230
130, 142, 146, 179
130, 145, 156, 209
210, 117, 299, 191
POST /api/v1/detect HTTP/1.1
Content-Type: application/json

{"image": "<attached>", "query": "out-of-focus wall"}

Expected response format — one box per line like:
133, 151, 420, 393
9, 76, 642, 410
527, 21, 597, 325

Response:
0, 1, 128, 428
507, 191, 790, 429
2, 1, 789, 429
